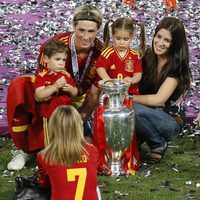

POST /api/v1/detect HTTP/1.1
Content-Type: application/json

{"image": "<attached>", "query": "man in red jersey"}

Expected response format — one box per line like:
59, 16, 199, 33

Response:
37, 4, 104, 143
7, 4, 104, 171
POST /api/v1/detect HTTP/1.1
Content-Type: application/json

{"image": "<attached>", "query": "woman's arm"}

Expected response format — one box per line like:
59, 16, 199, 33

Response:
132, 77, 178, 106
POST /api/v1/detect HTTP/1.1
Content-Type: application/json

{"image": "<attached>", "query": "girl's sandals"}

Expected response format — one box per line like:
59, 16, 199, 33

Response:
146, 142, 168, 164
146, 151, 163, 164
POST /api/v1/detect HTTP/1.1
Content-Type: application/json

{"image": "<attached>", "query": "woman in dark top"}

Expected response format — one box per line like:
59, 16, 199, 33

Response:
132, 16, 191, 163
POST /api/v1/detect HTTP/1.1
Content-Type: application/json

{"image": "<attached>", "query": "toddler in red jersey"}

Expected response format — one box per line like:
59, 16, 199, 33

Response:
96, 17, 145, 95
37, 105, 100, 200
34, 38, 78, 121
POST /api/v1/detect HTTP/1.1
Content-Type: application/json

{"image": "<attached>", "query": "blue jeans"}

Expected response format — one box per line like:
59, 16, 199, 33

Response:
83, 120, 93, 138
134, 103, 180, 150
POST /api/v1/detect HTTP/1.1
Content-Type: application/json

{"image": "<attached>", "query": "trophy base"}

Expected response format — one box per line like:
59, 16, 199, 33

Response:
110, 160, 125, 176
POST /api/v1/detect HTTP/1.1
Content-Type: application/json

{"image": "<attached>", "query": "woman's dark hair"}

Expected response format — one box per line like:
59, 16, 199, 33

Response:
141, 16, 191, 96
103, 17, 145, 57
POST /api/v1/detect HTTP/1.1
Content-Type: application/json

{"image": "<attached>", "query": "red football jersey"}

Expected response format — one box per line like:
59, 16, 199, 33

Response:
96, 45, 142, 94
37, 32, 103, 95
34, 68, 76, 119
7, 76, 44, 152
37, 144, 99, 200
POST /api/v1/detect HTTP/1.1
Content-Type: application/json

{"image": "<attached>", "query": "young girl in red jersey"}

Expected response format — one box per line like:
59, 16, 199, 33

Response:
93, 18, 145, 175
96, 17, 145, 95
37, 105, 100, 200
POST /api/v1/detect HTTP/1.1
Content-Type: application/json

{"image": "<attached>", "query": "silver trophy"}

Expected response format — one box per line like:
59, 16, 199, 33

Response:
99, 79, 135, 176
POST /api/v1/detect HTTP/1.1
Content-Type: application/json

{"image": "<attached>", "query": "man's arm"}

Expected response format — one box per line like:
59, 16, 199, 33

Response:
78, 84, 101, 121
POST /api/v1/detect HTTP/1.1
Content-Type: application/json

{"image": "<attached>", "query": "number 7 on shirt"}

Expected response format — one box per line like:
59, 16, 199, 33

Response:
67, 168, 87, 200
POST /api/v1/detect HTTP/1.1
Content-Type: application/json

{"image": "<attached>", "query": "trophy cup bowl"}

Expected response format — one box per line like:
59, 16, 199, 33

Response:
99, 79, 135, 176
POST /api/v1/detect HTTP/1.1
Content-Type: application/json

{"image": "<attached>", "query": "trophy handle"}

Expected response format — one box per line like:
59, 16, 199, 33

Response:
124, 91, 129, 99
99, 93, 108, 107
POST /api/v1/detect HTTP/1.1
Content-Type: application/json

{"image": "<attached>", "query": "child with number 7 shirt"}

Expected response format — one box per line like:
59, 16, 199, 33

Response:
37, 105, 100, 200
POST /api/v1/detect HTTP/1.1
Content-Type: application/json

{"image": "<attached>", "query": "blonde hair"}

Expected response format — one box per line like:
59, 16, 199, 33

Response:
73, 5, 103, 29
41, 105, 87, 165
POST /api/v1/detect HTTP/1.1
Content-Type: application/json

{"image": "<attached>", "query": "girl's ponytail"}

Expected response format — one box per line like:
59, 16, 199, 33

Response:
132, 20, 146, 57
103, 19, 113, 48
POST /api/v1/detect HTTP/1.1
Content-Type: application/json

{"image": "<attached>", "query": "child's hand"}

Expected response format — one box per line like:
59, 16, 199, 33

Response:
124, 77, 132, 84
62, 83, 74, 93
104, 79, 113, 86
54, 76, 66, 89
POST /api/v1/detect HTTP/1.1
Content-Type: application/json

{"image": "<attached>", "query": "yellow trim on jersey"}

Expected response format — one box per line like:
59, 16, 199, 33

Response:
101, 46, 113, 55
130, 49, 140, 58
60, 35, 69, 40
61, 70, 70, 77
43, 118, 49, 145
21, 75, 36, 83
40, 55, 47, 67
38, 69, 48, 77
60, 36, 69, 44
40, 53, 44, 66
106, 50, 115, 59
95, 38, 104, 51
101, 46, 114, 59
12, 125, 28, 132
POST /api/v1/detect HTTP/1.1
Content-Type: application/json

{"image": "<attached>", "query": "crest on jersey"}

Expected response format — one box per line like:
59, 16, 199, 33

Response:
125, 60, 134, 72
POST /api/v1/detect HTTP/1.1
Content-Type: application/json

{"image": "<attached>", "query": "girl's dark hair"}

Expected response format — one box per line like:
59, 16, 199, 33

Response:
43, 38, 68, 58
103, 17, 145, 57
142, 17, 191, 96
